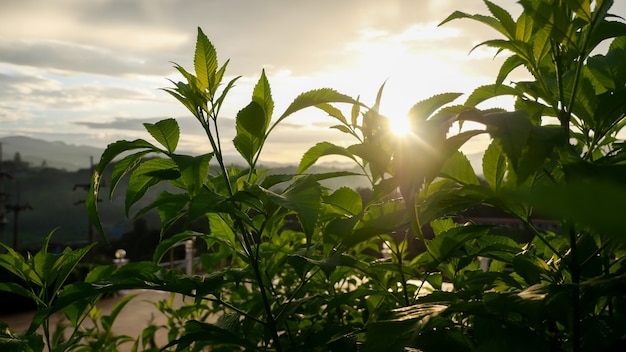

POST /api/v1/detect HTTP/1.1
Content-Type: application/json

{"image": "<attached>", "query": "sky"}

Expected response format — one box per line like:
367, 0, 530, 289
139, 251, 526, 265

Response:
1, 0, 625, 165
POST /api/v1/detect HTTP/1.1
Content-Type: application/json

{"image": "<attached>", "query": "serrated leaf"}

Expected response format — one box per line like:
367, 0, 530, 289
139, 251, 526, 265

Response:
298, 142, 357, 173
252, 69, 273, 128
482, 140, 507, 191
194, 27, 218, 93
484, 0, 516, 38
429, 225, 491, 262
465, 84, 520, 107
316, 103, 348, 125
265, 176, 323, 242
496, 55, 525, 87
344, 199, 408, 248
143, 118, 180, 154
515, 11, 534, 42
440, 151, 479, 185
324, 187, 363, 216
439, 11, 506, 37
407, 92, 463, 124
207, 213, 237, 248
233, 101, 266, 164
172, 153, 212, 196
277, 88, 356, 125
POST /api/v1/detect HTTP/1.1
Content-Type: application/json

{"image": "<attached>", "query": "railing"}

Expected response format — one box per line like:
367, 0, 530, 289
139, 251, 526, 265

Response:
114, 240, 200, 275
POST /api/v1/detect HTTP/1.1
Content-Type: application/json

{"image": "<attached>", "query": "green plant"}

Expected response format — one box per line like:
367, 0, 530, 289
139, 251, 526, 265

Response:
3, 1, 626, 351
0, 231, 106, 351
361, 1, 626, 351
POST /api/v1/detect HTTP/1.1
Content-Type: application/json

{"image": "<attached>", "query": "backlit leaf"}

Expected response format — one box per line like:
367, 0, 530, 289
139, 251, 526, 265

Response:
482, 140, 507, 191
407, 92, 462, 123
143, 118, 180, 154
299, 142, 357, 173
252, 69, 273, 127
439, 151, 479, 185
126, 158, 180, 215
194, 27, 218, 93
277, 88, 356, 125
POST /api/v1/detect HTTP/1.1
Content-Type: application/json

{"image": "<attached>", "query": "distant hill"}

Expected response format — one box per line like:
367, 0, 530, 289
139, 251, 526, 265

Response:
0, 136, 103, 171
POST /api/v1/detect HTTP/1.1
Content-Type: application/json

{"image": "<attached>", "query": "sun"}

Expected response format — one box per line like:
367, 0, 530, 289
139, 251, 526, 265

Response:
387, 115, 412, 137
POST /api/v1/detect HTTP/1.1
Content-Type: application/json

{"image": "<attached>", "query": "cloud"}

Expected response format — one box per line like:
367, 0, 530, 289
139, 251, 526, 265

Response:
0, 40, 172, 77
0, 68, 160, 112
3, 0, 626, 165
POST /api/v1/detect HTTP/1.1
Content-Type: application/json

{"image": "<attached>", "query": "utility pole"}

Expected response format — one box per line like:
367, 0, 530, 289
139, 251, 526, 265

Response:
6, 182, 31, 251
0, 143, 10, 243
73, 156, 100, 244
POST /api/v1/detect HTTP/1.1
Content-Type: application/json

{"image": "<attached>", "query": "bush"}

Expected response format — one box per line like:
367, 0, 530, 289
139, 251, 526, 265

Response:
2, 1, 626, 351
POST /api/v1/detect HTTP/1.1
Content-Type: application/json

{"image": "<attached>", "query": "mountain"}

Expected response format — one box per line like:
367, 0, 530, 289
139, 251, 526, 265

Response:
0, 136, 103, 171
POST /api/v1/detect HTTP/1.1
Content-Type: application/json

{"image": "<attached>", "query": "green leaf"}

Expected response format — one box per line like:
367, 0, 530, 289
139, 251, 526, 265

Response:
252, 69, 273, 128
496, 55, 525, 87
464, 84, 520, 107
323, 187, 363, 216
316, 103, 348, 125
429, 225, 491, 262
513, 253, 551, 285
563, 0, 591, 22
587, 37, 626, 91
109, 150, 150, 199
481, 111, 532, 170
439, 151, 479, 185
365, 303, 450, 352
519, 163, 626, 240
233, 101, 266, 164
482, 140, 507, 191
439, 11, 506, 37
344, 199, 408, 248
172, 153, 212, 196
515, 11, 534, 42
407, 92, 462, 123
143, 118, 180, 154
484, 0, 516, 38
587, 21, 626, 57
298, 142, 357, 173
50, 243, 95, 298
153, 231, 204, 264
87, 139, 157, 241
194, 27, 218, 93
0, 243, 42, 287
133, 191, 188, 230
167, 320, 258, 351
0, 282, 42, 305
100, 294, 137, 333
276, 88, 356, 126
125, 158, 180, 215
206, 213, 238, 249
265, 176, 322, 242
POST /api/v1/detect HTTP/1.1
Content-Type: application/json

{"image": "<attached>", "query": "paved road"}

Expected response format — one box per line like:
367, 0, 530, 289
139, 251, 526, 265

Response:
0, 289, 191, 351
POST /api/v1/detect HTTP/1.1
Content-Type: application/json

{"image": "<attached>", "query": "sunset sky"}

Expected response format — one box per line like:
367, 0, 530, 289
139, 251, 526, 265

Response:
1, 0, 625, 165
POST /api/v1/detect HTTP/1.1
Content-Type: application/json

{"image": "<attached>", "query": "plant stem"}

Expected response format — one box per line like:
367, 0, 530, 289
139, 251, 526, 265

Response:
567, 223, 581, 352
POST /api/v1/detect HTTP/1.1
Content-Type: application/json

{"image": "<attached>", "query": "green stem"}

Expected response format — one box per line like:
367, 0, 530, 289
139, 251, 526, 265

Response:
521, 219, 563, 260
567, 223, 581, 352
234, 217, 282, 351
204, 297, 267, 326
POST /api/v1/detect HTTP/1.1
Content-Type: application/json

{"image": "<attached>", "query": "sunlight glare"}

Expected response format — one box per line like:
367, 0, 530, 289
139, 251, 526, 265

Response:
387, 115, 412, 136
